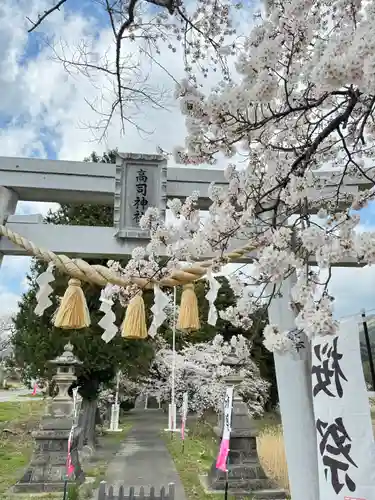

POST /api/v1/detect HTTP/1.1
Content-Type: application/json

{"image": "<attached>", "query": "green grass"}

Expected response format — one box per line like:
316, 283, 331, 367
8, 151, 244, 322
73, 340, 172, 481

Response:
164, 413, 284, 500
0, 400, 43, 424
4, 382, 23, 390
19, 393, 44, 399
164, 421, 238, 500
0, 400, 138, 500
0, 403, 133, 500
0, 400, 44, 496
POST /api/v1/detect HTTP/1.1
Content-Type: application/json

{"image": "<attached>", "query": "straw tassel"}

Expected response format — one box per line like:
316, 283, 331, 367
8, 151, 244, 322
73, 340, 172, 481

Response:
121, 292, 148, 339
53, 279, 90, 329
177, 283, 200, 332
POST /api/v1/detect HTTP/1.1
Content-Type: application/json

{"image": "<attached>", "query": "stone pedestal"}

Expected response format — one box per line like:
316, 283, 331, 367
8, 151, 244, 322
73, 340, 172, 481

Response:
14, 343, 85, 493
207, 350, 285, 498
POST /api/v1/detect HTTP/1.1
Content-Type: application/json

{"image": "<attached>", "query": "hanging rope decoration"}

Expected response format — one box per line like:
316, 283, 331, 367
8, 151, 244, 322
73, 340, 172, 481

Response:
0, 224, 257, 338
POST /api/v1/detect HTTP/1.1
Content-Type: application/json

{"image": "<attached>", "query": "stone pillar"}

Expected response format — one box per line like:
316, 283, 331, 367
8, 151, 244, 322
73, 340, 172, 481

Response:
206, 351, 285, 499
14, 343, 85, 493
108, 403, 122, 432
0, 186, 18, 267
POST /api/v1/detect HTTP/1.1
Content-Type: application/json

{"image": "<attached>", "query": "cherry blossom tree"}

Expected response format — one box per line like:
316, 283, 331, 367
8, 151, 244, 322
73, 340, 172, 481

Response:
141, 334, 270, 417
0, 316, 16, 386
0, 315, 14, 360
97, 334, 269, 417
98, 374, 140, 418
100, 0, 375, 356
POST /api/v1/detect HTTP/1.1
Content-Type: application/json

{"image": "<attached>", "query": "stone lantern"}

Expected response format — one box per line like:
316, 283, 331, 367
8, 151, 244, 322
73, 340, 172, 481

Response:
14, 343, 84, 493
205, 349, 286, 499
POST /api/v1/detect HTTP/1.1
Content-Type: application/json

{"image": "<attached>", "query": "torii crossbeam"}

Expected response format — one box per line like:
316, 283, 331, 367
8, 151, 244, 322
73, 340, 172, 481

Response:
0, 152, 371, 264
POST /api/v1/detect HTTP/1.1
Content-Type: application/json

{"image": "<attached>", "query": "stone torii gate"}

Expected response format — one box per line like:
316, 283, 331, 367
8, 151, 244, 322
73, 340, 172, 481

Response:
0, 152, 372, 500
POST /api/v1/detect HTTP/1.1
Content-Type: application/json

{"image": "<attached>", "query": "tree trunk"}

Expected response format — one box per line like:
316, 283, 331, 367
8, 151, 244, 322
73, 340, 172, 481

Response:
78, 398, 98, 449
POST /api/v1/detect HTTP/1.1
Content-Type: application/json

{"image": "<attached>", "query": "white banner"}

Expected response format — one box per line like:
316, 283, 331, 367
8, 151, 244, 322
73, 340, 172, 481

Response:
216, 386, 234, 471
311, 319, 375, 500
222, 386, 234, 440
182, 392, 188, 424
181, 392, 188, 440
168, 403, 176, 430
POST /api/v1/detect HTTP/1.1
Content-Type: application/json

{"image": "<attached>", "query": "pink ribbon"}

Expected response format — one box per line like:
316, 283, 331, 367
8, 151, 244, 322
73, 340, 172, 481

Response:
66, 433, 75, 477
181, 420, 185, 441
32, 384, 37, 396
216, 438, 230, 471
66, 454, 74, 477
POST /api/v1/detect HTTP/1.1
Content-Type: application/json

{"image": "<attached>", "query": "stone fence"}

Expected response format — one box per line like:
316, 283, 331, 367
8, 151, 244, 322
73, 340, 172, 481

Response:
97, 482, 175, 500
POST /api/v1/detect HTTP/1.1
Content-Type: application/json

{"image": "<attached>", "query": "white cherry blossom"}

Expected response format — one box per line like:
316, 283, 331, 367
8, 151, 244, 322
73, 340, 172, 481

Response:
141, 334, 270, 417
100, 0, 375, 355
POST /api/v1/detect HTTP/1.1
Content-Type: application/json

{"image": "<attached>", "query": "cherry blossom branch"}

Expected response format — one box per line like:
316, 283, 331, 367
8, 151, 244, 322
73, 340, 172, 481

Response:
25, 0, 235, 134
27, 0, 68, 32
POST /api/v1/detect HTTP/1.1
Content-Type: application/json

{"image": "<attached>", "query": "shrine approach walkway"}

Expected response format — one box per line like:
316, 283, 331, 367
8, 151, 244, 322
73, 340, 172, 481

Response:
92, 409, 186, 499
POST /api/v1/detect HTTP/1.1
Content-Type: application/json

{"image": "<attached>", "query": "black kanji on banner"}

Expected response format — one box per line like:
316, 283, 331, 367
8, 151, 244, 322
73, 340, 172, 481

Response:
223, 392, 231, 431
316, 417, 357, 494
133, 169, 148, 223
312, 337, 348, 398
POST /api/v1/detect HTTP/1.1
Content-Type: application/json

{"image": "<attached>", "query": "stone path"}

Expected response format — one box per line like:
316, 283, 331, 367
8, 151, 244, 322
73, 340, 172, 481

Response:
92, 409, 186, 499
0, 388, 35, 401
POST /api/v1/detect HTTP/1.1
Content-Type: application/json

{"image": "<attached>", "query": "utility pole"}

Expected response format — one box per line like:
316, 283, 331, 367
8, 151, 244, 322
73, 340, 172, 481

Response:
361, 310, 375, 391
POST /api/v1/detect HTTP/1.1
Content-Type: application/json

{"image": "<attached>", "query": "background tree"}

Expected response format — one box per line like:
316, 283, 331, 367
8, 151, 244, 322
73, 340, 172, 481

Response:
162, 277, 278, 408
11, 150, 154, 446
142, 333, 270, 418
0, 316, 13, 360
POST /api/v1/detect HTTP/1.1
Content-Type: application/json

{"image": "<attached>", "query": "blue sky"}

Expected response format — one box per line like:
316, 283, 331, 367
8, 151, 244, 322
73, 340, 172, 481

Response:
355, 202, 375, 227
1, 0, 375, 321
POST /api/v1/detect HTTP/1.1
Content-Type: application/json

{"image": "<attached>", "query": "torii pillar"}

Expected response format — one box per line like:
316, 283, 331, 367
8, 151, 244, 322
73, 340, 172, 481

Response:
268, 275, 319, 500
0, 186, 18, 267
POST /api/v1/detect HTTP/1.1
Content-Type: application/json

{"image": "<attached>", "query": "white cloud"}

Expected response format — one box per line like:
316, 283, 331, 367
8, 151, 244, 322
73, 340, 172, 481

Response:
0, 287, 21, 316
0, 0, 187, 161
0, 256, 32, 315
16, 201, 60, 217
1, 255, 31, 275
0, 0, 251, 163
329, 266, 375, 319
